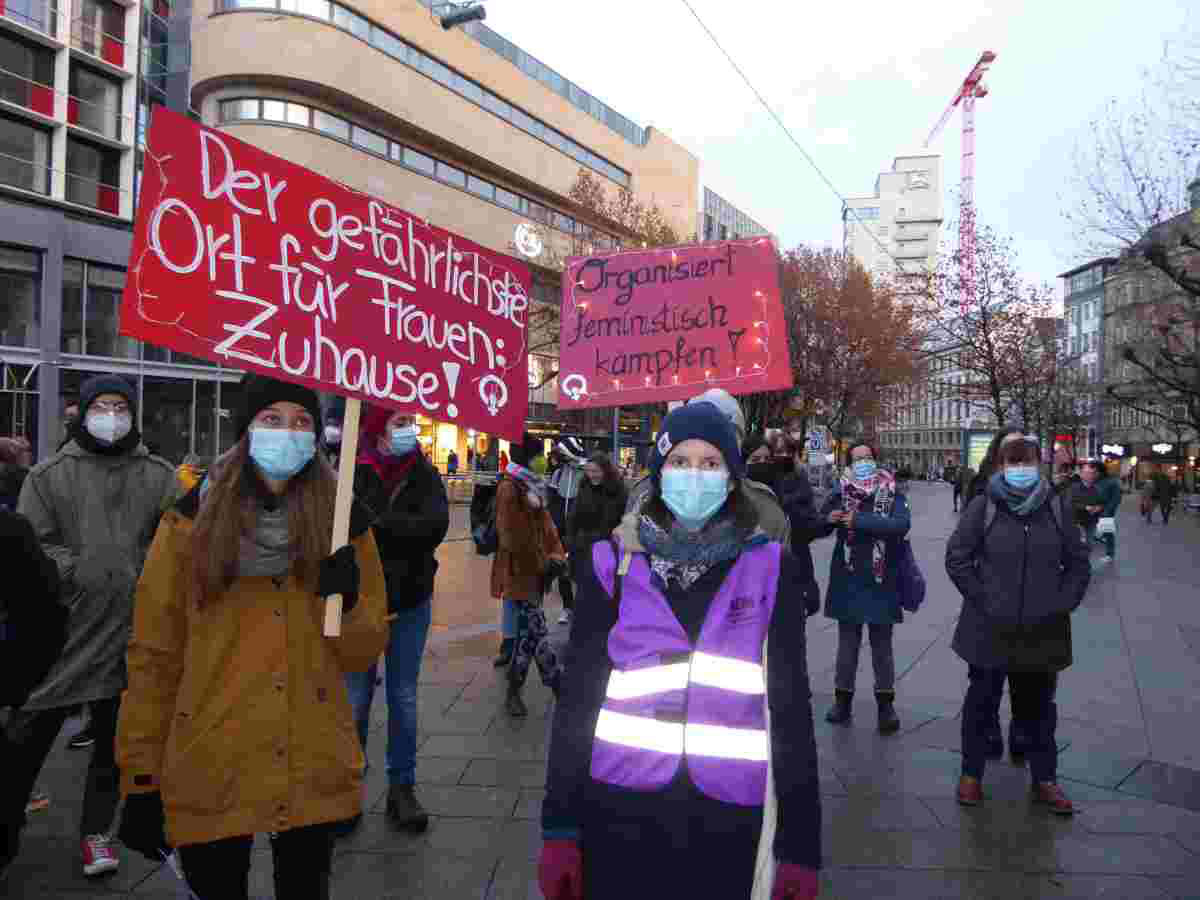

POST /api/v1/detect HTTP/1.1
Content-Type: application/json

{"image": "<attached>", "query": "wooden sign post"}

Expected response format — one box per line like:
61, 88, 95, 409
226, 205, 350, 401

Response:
323, 396, 361, 637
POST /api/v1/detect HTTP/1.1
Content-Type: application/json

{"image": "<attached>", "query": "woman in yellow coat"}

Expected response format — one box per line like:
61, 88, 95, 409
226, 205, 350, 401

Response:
114, 376, 388, 900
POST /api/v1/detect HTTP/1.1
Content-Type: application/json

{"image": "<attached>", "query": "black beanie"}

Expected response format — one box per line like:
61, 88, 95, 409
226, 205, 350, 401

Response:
235, 374, 323, 438
79, 374, 137, 418
649, 403, 744, 483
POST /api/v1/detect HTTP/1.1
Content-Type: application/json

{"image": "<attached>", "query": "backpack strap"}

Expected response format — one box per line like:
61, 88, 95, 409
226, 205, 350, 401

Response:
608, 538, 628, 606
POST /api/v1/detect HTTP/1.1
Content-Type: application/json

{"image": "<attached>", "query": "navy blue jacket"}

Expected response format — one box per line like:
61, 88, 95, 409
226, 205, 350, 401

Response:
819, 486, 912, 625
543, 541, 822, 890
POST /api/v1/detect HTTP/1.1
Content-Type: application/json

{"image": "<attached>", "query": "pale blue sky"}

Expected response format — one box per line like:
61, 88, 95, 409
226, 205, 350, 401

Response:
481, 0, 1194, 292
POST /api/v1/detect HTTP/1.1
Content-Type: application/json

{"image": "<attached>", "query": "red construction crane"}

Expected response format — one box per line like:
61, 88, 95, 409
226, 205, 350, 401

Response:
924, 50, 996, 297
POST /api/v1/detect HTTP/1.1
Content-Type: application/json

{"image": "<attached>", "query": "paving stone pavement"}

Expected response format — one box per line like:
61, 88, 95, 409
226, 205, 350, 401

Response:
4, 483, 1200, 899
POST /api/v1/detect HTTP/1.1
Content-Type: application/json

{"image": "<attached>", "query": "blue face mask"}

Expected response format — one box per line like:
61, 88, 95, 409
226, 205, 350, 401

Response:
852, 460, 877, 480
1003, 466, 1040, 490
249, 428, 315, 480
389, 425, 419, 456
660, 468, 730, 531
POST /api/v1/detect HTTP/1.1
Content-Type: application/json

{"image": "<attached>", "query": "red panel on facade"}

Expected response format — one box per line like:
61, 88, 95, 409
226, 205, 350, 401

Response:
101, 35, 123, 67
98, 184, 119, 214
67, 96, 80, 123
30, 84, 55, 117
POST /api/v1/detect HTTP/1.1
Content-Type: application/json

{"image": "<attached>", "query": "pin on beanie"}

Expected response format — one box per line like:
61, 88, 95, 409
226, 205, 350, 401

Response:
649, 402, 744, 484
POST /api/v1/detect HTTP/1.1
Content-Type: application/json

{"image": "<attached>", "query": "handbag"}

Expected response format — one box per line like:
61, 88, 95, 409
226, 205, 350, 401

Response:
896, 539, 926, 613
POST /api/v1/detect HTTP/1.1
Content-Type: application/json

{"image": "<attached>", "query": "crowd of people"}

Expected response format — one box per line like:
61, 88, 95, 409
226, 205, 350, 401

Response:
0, 372, 1163, 899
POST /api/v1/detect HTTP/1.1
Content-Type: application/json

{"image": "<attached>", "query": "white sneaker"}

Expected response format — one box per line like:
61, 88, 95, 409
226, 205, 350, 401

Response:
81, 834, 119, 877
557, 611, 571, 625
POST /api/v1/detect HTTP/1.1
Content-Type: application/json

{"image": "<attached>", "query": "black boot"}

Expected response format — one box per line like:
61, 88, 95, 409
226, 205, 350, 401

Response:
493, 638, 514, 667
876, 691, 901, 735
825, 690, 853, 725
386, 785, 429, 833
505, 683, 528, 718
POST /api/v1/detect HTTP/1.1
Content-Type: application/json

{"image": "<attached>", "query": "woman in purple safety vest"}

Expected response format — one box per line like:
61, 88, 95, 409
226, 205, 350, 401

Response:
539, 403, 822, 900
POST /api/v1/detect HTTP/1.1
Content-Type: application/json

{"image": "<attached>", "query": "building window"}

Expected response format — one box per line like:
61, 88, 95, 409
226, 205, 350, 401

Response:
66, 137, 122, 214
351, 124, 387, 156
69, 64, 123, 140
435, 160, 465, 188
61, 260, 134, 358
0, 245, 40, 348
466, 174, 493, 200
312, 108, 349, 141
72, 0, 126, 67
1, 0, 59, 34
404, 147, 435, 176
0, 114, 51, 195
0, 34, 55, 117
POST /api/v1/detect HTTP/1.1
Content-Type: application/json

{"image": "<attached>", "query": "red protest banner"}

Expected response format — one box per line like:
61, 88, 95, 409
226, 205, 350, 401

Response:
556, 238, 791, 409
120, 107, 530, 442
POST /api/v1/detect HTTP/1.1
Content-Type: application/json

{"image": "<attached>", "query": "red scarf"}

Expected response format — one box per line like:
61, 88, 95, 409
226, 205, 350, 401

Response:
358, 443, 419, 489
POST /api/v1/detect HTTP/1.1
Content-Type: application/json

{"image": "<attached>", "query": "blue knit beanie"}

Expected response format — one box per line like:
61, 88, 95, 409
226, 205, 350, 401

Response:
649, 402, 744, 484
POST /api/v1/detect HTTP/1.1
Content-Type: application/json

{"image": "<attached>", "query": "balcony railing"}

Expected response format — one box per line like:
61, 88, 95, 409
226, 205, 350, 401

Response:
68, 90, 126, 141
65, 167, 123, 214
0, 147, 51, 195
70, 17, 124, 67
0, 0, 59, 37
0, 66, 54, 116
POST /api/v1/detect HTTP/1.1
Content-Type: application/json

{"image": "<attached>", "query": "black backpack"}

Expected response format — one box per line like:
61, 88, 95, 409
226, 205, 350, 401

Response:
470, 479, 500, 556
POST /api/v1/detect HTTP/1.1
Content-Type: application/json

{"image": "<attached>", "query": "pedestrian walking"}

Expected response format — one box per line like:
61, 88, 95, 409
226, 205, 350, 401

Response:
548, 438, 586, 625
819, 441, 912, 734
492, 439, 566, 718
343, 405, 449, 835
773, 435, 824, 618
539, 402, 821, 900
446, 449, 459, 475
113, 375, 389, 900
565, 452, 627, 590
1145, 467, 1176, 523
1, 507, 68, 880
945, 437, 1090, 815
9, 375, 175, 879
1075, 460, 1120, 567
953, 464, 974, 513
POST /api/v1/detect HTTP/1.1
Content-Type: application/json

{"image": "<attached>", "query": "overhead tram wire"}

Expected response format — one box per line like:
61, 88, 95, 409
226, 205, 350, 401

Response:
676, 0, 907, 273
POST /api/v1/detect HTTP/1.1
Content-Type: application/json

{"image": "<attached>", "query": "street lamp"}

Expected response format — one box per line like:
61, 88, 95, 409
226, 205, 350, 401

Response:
435, 2, 486, 29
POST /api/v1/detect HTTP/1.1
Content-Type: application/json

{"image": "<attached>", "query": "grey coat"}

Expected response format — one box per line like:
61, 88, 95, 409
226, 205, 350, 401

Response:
945, 493, 1091, 672
16, 440, 175, 710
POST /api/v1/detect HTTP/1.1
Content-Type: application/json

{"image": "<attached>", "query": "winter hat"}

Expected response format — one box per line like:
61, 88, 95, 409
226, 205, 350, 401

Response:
235, 374, 322, 438
649, 402, 744, 485
688, 388, 746, 443
360, 404, 399, 446
79, 374, 137, 418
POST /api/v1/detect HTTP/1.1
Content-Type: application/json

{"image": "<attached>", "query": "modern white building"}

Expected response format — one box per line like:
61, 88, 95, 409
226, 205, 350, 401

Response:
842, 154, 942, 293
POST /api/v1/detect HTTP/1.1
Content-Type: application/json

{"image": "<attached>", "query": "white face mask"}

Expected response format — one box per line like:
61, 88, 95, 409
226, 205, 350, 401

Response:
85, 410, 132, 445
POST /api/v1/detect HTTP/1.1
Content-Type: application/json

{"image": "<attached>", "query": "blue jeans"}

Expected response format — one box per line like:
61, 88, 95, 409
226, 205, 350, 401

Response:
963, 666, 1057, 783
345, 594, 432, 786
501, 596, 517, 639
1086, 523, 1116, 559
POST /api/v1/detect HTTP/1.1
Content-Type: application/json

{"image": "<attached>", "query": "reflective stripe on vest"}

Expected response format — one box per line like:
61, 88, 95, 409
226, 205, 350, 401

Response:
602, 652, 763, 701
689, 651, 765, 695
594, 709, 768, 762
604, 663, 691, 700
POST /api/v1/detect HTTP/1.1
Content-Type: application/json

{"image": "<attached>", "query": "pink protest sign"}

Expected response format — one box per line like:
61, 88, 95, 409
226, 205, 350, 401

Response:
120, 107, 530, 441
556, 238, 791, 408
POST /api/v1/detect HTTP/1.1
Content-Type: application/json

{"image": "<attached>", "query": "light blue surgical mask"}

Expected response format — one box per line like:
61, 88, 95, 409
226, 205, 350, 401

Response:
852, 460, 877, 480
389, 425, 419, 456
660, 468, 730, 531
1003, 466, 1040, 490
249, 428, 315, 480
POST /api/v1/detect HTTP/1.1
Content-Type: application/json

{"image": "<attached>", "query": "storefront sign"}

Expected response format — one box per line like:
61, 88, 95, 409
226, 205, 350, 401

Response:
1101, 443, 1125, 456
119, 108, 531, 442
1152, 443, 1174, 454
555, 238, 792, 408
967, 432, 993, 471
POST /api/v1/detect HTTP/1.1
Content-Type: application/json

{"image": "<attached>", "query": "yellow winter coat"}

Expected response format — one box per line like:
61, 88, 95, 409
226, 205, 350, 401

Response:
116, 488, 389, 847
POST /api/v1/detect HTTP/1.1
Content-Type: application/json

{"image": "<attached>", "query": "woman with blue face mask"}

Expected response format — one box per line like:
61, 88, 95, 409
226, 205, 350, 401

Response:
945, 438, 1090, 816
819, 441, 912, 733
113, 374, 389, 900
539, 403, 822, 900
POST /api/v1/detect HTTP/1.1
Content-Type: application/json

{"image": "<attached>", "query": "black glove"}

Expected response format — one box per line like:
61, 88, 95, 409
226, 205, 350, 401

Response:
318, 545, 360, 614
117, 791, 171, 862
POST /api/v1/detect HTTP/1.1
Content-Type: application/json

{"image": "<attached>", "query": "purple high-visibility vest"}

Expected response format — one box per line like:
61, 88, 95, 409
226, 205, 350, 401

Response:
589, 540, 781, 806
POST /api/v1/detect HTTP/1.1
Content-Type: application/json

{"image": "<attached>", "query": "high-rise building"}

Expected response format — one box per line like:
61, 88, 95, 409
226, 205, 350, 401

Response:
1058, 257, 1115, 459
0, 0, 193, 461
842, 154, 942, 292
700, 187, 771, 243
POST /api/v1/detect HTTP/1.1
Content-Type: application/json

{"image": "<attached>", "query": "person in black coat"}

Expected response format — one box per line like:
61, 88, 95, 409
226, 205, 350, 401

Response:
565, 452, 627, 561
344, 405, 449, 835
945, 438, 1090, 815
2, 507, 68, 876
763, 435, 824, 617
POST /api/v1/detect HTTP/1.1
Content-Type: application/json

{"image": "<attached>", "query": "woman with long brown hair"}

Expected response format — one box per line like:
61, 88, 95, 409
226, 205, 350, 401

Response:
114, 375, 388, 899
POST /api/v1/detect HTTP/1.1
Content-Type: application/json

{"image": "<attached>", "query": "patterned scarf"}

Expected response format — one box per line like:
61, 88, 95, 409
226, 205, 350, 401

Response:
506, 462, 547, 509
840, 468, 895, 584
635, 492, 766, 590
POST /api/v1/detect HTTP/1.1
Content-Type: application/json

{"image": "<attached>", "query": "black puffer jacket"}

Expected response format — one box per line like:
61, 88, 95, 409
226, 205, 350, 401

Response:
353, 455, 449, 609
945, 491, 1091, 672
566, 478, 628, 554
777, 473, 826, 615
1, 508, 67, 709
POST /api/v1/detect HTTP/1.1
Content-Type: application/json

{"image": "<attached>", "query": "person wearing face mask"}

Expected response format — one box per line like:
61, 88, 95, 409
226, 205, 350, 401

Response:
565, 452, 627, 570
818, 441, 911, 734
342, 405, 449, 834
945, 438, 1090, 815
112, 374, 388, 899
539, 403, 821, 900
10, 375, 175, 879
